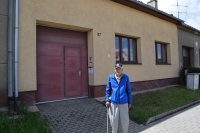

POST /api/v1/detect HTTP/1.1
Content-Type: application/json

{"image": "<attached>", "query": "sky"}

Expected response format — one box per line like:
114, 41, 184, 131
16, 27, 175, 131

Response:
140, 0, 200, 30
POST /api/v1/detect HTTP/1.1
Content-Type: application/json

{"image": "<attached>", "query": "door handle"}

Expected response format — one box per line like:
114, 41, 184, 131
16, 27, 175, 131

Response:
78, 71, 81, 76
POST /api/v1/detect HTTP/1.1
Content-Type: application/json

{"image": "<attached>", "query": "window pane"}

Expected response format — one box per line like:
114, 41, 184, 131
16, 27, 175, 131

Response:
130, 39, 136, 62
156, 43, 162, 63
183, 47, 188, 57
115, 37, 120, 61
162, 44, 167, 62
122, 38, 128, 61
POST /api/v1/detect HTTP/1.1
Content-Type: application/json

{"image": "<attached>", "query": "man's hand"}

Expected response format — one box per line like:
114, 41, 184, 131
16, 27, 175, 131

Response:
106, 102, 110, 108
128, 104, 131, 109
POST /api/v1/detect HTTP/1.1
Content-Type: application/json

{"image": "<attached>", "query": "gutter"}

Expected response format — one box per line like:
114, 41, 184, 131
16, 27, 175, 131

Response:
179, 22, 200, 34
8, 0, 14, 112
14, 0, 20, 108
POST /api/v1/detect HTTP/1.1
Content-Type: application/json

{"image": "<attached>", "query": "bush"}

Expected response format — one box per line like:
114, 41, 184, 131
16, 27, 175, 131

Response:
179, 66, 200, 85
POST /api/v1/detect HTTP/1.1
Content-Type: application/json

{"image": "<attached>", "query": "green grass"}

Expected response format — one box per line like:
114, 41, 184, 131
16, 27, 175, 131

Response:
130, 85, 200, 124
0, 105, 52, 133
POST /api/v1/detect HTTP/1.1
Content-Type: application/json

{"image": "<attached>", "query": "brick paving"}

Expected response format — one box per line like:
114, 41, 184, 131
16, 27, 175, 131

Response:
37, 98, 144, 133
37, 98, 200, 133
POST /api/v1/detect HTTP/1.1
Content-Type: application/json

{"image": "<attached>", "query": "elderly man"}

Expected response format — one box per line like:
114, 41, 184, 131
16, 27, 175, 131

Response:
106, 63, 133, 133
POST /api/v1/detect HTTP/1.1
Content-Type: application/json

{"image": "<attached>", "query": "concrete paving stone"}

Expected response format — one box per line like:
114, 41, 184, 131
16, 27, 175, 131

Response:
177, 130, 187, 133
60, 126, 68, 130
58, 131, 68, 133
88, 131, 95, 133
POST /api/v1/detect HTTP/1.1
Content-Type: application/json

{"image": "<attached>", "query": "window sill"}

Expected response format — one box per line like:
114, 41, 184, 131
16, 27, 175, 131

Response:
122, 63, 142, 65
156, 63, 171, 65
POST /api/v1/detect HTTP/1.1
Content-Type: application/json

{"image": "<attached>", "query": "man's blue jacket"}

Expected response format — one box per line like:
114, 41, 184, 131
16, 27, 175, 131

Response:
106, 73, 133, 104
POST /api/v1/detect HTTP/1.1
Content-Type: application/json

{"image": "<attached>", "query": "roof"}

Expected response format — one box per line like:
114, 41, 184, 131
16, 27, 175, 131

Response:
180, 23, 200, 34
111, 0, 184, 25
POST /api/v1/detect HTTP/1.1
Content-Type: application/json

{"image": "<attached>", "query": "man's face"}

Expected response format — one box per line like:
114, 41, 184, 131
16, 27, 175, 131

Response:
114, 67, 123, 76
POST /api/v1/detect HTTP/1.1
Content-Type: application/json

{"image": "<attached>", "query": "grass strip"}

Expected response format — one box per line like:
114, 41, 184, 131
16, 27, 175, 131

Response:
0, 106, 52, 133
130, 85, 200, 124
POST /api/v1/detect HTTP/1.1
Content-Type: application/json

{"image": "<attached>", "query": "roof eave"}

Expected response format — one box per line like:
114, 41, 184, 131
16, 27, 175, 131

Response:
179, 23, 200, 34
111, 0, 184, 25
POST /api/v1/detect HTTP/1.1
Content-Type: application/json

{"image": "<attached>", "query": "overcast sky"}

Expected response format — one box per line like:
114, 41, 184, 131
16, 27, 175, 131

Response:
140, 0, 200, 30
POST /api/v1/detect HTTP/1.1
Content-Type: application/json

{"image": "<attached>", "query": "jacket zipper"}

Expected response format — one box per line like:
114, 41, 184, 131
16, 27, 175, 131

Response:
114, 74, 123, 104
114, 76, 120, 104
117, 77, 122, 104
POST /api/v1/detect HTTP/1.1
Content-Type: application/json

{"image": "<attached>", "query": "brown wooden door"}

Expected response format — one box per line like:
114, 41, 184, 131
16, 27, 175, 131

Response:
36, 43, 65, 102
36, 26, 88, 102
183, 47, 190, 67
64, 47, 82, 98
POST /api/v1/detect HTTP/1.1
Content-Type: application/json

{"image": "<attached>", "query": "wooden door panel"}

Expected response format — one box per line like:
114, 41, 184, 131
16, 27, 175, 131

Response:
36, 84, 64, 102
81, 71, 88, 82
81, 82, 88, 96
65, 57, 81, 69
65, 47, 80, 57
81, 58, 87, 69
37, 70, 64, 84
64, 83, 81, 97
65, 70, 81, 83
81, 47, 87, 57
37, 56, 63, 70
37, 43, 63, 56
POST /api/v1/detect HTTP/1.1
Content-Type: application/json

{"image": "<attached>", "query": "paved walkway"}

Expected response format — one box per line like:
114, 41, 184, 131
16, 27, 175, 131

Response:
138, 103, 200, 133
37, 98, 200, 133
37, 98, 144, 133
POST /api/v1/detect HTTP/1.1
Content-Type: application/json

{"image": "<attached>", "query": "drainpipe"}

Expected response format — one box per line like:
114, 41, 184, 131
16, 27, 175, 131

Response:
8, 0, 14, 112
14, 0, 20, 109
194, 32, 199, 67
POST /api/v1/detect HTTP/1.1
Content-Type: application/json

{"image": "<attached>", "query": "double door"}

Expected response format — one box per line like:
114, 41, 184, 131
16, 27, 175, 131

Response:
36, 26, 88, 102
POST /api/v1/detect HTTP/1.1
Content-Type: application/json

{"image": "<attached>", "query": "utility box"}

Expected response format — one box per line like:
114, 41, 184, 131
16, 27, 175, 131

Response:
88, 67, 94, 75
187, 73, 200, 90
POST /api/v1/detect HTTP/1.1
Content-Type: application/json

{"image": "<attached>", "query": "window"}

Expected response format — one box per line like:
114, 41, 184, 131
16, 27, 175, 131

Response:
115, 36, 137, 63
183, 47, 190, 67
155, 42, 167, 64
199, 49, 200, 67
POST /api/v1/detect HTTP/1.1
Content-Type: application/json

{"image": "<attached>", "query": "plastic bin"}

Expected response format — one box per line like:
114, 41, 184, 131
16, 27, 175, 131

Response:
186, 73, 200, 90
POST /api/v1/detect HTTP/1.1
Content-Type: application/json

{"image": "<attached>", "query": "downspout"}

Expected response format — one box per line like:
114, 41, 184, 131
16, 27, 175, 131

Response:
194, 32, 199, 67
14, 0, 19, 107
8, 0, 14, 112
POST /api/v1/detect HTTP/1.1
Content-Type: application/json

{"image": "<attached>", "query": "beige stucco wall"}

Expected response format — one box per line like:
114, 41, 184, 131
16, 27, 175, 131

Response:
19, 0, 179, 91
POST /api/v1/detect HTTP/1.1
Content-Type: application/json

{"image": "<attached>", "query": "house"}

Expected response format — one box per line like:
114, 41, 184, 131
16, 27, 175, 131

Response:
0, 0, 8, 107
178, 23, 200, 68
1, 0, 185, 107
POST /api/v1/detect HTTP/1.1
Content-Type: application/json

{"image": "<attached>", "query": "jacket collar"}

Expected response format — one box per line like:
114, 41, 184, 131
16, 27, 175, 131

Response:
111, 73, 125, 79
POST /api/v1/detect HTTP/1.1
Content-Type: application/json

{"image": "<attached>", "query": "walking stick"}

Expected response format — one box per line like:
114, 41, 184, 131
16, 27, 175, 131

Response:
107, 107, 109, 133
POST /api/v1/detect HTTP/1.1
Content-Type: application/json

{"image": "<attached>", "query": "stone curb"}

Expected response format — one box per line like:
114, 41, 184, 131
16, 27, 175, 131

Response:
145, 100, 200, 125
